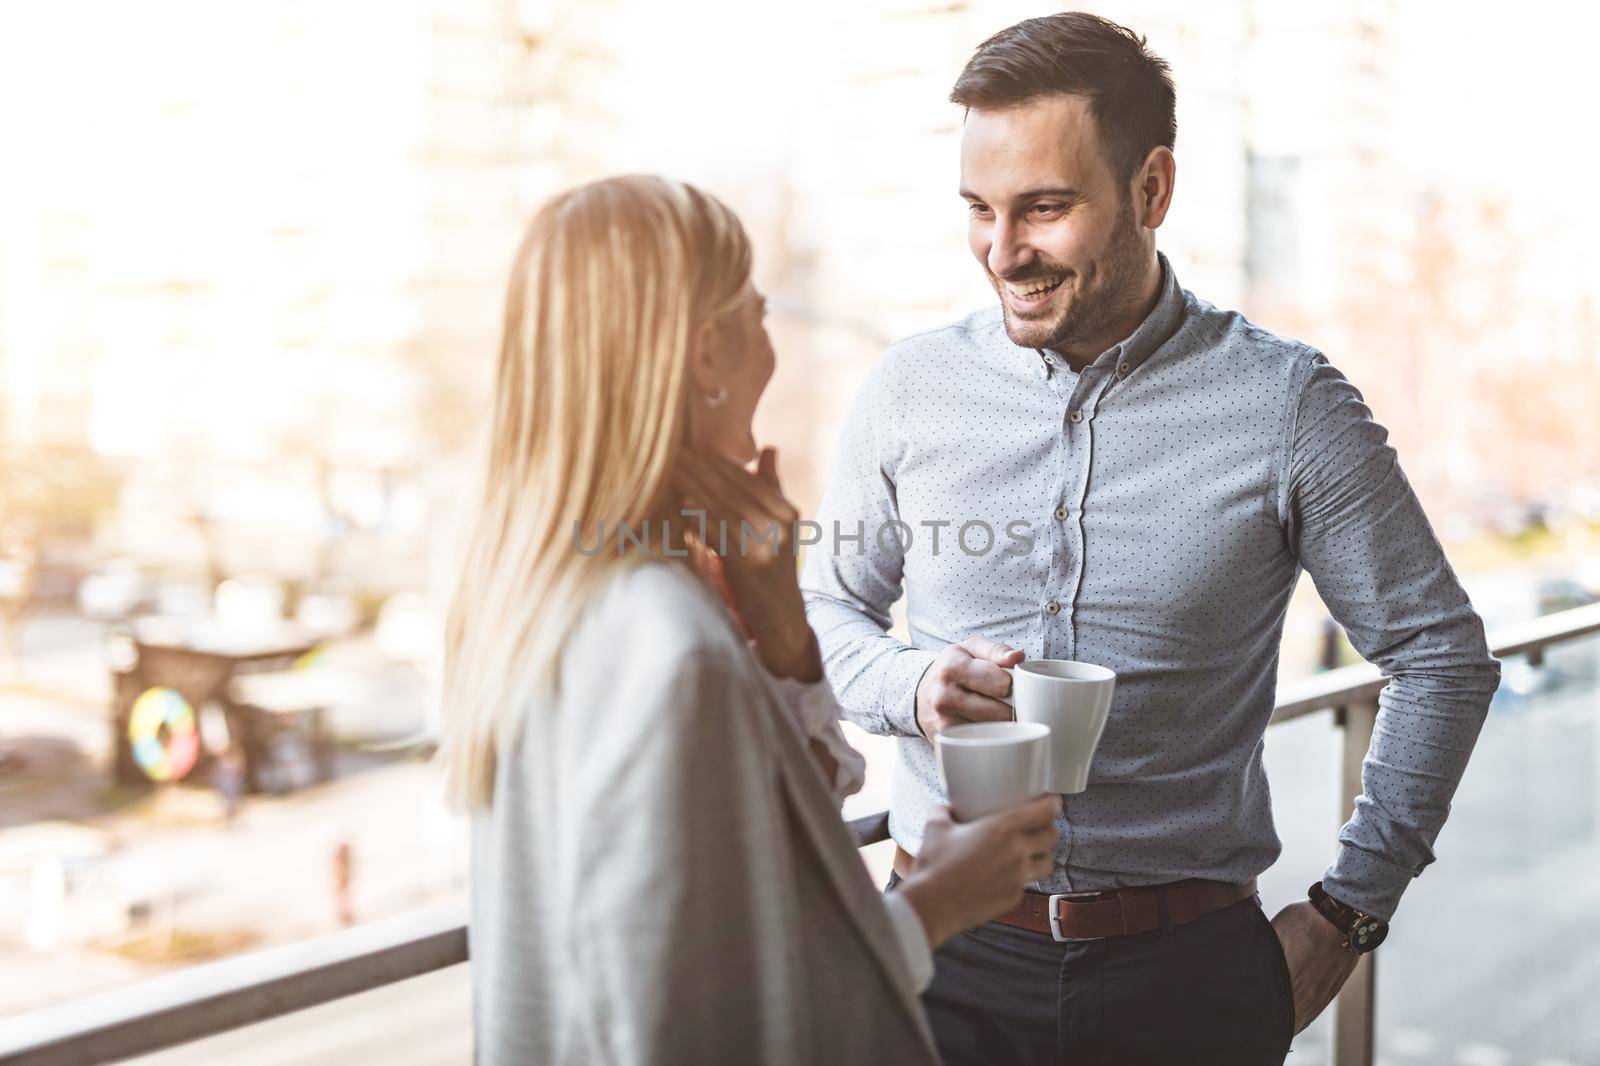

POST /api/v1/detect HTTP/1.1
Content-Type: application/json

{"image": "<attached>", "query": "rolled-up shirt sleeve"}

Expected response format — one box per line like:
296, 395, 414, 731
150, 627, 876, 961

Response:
1285, 354, 1502, 920
757, 663, 866, 806
802, 357, 940, 739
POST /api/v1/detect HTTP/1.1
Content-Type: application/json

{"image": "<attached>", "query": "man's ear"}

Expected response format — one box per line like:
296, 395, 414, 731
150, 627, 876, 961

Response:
1133, 147, 1176, 229
686, 318, 721, 396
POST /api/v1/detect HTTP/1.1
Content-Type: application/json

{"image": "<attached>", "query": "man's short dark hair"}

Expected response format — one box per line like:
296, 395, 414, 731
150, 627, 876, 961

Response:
951, 13, 1176, 184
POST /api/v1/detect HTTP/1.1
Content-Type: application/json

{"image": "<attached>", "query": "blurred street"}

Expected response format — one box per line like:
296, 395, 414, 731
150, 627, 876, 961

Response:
1256, 642, 1600, 1066
98, 648, 1600, 1066
0, 609, 465, 1018
3, 557, 1594, 1063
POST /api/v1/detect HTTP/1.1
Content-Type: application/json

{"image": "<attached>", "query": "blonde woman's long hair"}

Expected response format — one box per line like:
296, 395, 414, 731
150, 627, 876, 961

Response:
441, 175, 753, 808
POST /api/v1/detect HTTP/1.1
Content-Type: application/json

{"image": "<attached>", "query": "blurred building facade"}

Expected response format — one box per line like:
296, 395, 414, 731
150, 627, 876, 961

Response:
3, 0, 1600, 598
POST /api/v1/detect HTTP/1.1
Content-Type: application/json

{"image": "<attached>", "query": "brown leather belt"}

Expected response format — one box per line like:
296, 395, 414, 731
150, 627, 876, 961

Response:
894, 846, 1257, 942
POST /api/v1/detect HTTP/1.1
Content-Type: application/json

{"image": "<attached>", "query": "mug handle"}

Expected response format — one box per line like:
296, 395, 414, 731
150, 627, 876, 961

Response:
1000, 665, 1017, 720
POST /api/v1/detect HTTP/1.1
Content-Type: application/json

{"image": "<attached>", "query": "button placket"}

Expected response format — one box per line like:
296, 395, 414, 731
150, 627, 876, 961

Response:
1042, 403, 1073, 660
1065, 369, 1101, 426
1059, 369, 1113, 657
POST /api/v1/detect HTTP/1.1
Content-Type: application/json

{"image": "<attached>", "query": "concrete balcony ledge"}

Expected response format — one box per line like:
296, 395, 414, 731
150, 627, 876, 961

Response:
5, 602, 1600, 1066
0, 901, 468, 1066
0, 814, 892, 1066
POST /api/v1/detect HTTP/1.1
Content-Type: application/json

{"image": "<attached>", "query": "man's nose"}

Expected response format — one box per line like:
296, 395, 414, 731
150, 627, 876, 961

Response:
987, 216, 1032, 279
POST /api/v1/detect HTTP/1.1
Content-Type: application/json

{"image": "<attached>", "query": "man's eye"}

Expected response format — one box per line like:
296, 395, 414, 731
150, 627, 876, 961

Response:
1031, 203, 1065, 217
967, 203, 991, 216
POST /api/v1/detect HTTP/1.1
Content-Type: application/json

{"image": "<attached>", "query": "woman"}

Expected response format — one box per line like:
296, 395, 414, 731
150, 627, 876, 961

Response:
444, 175, 1058, 1066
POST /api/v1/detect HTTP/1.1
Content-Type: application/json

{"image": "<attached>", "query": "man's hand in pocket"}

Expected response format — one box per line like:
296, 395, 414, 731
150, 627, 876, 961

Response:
1269, 901, 1360, 1034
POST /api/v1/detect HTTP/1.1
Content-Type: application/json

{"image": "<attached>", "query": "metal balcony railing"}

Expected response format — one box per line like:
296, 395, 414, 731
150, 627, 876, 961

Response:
4, 601, 1600, 1066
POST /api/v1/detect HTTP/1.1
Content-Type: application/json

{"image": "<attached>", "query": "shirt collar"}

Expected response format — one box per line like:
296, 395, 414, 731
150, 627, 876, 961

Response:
1035, 251, 1185, 381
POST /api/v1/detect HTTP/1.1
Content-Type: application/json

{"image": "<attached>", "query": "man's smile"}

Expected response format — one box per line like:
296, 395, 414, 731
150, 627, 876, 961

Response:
1001, 273, 1065, 313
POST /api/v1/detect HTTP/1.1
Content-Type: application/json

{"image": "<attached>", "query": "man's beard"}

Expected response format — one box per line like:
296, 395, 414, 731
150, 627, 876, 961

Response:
995, 197, 1147, 354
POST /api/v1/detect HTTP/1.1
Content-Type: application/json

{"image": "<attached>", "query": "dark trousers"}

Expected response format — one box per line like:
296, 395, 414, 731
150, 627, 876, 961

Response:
889, 874, 1293, 1066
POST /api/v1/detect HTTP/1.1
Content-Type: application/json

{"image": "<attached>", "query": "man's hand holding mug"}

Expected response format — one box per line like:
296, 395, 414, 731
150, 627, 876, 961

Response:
914, 636, 1025, 738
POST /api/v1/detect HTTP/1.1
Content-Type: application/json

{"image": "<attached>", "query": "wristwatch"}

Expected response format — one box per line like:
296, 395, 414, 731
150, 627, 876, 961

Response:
1307, 881, 1388, 955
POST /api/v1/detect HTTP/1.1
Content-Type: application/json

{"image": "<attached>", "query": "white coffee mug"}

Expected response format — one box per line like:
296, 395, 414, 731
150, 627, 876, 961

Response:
1002, 659, 1116, 794
936, 720, 1051, 822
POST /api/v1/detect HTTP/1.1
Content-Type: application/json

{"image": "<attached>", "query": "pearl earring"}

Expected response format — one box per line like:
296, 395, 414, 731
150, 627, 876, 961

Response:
702, 385, 728, 408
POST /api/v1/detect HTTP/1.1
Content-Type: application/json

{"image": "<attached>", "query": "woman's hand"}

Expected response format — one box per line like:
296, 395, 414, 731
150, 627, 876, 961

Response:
895, 797, 1060, 949
674, 447, 820, 681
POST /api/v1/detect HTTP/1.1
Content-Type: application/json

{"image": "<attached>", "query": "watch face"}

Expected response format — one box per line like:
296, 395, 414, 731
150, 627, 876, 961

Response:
1351, 916, 1388, 953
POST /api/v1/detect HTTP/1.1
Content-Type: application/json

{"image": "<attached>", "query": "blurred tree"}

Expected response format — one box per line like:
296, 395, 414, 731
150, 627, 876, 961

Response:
0, 446, 119, 666
0, 446, 121, 541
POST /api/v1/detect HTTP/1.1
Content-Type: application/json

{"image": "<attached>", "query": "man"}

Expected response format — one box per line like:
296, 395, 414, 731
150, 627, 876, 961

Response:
801, 12, 1500, 1064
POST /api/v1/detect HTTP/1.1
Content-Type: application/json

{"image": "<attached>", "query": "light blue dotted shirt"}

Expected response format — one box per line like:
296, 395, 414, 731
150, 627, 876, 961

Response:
801, 253, 1500, 920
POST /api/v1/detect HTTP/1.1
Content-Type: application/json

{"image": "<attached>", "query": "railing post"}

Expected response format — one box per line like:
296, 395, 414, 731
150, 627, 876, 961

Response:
1332, 698, 1379, 1066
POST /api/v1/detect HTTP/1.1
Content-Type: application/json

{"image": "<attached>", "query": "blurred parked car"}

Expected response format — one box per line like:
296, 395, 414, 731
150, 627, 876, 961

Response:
295, 592, 362, 638
374, 591, 442, 667
0, 559, 26, 601
1536, 578, 1597, 616
154, 583, 212, 619
214, 575, 288, 633
76, 560, 156, 620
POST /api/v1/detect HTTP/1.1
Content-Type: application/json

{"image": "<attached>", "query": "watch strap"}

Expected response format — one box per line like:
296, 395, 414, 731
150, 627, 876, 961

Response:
1308, 881, 1388, 954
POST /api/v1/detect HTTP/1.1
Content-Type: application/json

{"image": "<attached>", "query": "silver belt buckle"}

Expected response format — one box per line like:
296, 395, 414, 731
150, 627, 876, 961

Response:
1047, 892, 1110, 943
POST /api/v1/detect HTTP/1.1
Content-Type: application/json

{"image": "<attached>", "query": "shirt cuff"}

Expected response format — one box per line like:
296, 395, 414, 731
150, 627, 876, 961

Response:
1321, 844, 1415, 922
880, 889, 935, 993
758, 661, 867, 805
883, 646, 942, 739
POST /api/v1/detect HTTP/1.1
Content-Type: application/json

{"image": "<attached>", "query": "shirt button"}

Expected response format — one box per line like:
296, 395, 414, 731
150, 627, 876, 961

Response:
1054, 505, 1068, 521
1117, 362, 1131, 376
1069, 410, 1084, 424
1045, 600, 1061, 616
